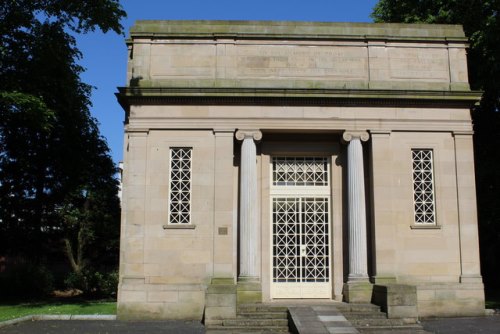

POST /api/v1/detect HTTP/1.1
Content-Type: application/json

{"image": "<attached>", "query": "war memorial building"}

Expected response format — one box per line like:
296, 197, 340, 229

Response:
116, 20, 485, 321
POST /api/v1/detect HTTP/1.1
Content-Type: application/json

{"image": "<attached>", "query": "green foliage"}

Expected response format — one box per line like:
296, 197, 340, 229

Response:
65, 269, 118, 298
0, 91, 54, 130
0, 0, 125, 36
372, 0, 500, 288
0, 0, 126, 296
0, 259, 54, 299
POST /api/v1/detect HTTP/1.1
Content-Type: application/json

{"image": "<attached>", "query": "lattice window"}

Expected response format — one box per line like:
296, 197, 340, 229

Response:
168, 147, 192, 224
273, 197, 330, 283
412, 149, 436, 224
272, 157, 328, 186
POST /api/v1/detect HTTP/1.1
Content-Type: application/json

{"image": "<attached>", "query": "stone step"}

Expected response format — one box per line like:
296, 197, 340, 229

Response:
350, 318, 416, 327
238, 312, 288, 319
206, 325, 290, 334
223, 318, 289, 327
238, 304, 289, 313
343, 312, 388, 319
332, 303, 428, 334
206, 303, 291, 333
357, 325, 432, 334
334, 303, 381, 313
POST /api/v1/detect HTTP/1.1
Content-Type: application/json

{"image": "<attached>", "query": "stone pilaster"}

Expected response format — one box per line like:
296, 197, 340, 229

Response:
212, 129, 236, 278
453, 132, 483, 284
343, 131, 372, 303
118, 130, 148, 318
370, 131, 397, 284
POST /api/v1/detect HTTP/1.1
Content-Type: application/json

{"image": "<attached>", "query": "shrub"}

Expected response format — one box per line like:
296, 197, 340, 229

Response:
65, 269, 118, 298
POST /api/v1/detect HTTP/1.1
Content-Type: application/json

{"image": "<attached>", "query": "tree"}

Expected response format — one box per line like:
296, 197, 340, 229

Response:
372, 0, 500, 290
0, 0, 126, 295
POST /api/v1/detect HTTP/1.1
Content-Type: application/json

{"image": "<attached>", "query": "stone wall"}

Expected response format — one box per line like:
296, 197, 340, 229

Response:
127, 21, 469, 92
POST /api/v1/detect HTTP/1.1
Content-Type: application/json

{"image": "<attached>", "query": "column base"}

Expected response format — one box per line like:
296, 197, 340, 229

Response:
343, 281, 373, 303
237, 277, 262, 304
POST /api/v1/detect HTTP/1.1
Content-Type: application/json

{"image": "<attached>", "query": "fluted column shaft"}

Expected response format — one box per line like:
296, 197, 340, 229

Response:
236, 130, 262, 279
343, 131, 370, 281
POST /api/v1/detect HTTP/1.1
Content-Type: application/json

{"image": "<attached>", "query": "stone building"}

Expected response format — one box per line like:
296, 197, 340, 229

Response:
116, 20, 485, 320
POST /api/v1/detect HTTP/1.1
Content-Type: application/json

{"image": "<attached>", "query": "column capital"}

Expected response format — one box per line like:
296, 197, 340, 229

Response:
343, 131, 369, 143
236, 129, 262, 141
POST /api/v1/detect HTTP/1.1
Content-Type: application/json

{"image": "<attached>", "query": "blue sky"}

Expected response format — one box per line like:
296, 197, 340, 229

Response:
76, 0, 379, 163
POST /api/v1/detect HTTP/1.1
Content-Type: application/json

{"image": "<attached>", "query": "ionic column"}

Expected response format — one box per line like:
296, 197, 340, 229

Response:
343, 131, 370, 282
236, 129, 262, 280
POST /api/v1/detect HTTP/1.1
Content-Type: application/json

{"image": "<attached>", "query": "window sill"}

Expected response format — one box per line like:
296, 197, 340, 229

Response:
163, 224, 196, 230
410, 224, 441, 230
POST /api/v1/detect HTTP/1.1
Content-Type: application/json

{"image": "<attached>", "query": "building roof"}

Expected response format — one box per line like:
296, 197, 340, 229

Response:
129, 20, 467, 42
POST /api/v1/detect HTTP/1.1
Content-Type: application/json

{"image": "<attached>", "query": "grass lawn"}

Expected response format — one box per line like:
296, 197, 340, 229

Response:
0, 301, 116, 322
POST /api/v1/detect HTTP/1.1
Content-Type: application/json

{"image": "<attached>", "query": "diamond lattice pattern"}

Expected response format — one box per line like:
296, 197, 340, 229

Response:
412, 149, 436, 224
169, 148, 192, 224
273, 197, 329, 283
273, 157, 328, 186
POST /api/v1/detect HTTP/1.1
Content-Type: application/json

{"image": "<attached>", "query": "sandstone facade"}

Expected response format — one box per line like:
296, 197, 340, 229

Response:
117, 20, 484, 320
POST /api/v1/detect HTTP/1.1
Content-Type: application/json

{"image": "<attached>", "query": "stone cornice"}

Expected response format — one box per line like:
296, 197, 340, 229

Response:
129, 20, 467, 43
116, 87, 482, 113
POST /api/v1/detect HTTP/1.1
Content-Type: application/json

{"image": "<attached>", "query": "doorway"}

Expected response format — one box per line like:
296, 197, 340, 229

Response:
270, 157, 332, 298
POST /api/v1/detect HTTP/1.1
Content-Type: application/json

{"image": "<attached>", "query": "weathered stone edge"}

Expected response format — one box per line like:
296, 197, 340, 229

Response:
117, 87, 482, 102
129, 20, 467, 41
0, 315, 116, 328
126, 79, 471, 92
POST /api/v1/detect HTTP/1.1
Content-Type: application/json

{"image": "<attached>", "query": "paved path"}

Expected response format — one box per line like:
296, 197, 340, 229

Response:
0, 320, 205, 334
289, 304, 359, 334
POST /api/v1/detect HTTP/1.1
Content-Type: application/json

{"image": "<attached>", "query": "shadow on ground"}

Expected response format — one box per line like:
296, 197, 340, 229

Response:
421, 315, 500, 334
0, 320, 205, 334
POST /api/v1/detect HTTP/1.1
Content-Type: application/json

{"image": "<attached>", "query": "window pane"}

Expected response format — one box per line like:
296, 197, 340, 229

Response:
169, 148, 192, 224
272, 157, 328, 186
412, 149, 436, 224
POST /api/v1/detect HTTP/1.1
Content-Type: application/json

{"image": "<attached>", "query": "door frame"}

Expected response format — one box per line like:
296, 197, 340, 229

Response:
260, 139, 344, 301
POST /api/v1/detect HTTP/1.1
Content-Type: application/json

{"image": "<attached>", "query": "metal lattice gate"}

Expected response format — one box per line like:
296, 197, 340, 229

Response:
270, 157, 331, 298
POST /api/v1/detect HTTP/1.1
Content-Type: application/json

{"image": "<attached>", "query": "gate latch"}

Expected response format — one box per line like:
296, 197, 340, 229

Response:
300, 245, 307, 257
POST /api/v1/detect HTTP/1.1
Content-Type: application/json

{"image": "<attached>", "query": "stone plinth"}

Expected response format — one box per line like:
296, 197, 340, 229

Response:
343, 281, 373, 303
372, 284, 418, 320
237, 279, 262, 305
205, 278, 236, 325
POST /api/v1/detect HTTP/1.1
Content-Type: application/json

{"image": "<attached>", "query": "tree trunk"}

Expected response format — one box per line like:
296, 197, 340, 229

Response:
63, 238, 80, 273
